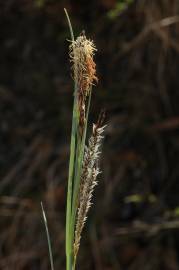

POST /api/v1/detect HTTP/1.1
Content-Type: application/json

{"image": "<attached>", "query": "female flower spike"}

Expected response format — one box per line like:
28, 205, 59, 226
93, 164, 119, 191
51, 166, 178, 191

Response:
74, 122, 106, 261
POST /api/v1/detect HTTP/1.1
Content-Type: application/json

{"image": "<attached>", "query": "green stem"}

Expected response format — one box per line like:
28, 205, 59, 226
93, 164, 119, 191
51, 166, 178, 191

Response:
70, 90, 92, 267
64, 8, 74, 42
41, 202, 55, 270
64, 8, 76, 270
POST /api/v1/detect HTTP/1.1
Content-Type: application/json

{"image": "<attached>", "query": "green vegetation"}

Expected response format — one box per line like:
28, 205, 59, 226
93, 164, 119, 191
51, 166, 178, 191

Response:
108, 0, 134, 18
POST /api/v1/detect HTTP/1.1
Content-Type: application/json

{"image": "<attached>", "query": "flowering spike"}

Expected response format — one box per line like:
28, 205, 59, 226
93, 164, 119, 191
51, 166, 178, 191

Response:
73, 122, 106, 260
69, 34, 98, 136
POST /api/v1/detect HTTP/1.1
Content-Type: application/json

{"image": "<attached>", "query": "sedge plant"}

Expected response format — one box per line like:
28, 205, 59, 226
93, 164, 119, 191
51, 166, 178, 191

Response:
64, 9, 106, 270
41, 9, 106, 270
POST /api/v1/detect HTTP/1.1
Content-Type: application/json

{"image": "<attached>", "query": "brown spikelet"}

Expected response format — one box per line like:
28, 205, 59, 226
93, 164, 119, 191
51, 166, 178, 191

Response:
70, 34, 98, 136
73, 122, 106, 261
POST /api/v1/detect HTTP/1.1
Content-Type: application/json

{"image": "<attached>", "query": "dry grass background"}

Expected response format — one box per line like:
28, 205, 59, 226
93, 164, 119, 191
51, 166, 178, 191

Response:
1, 0, 179, 269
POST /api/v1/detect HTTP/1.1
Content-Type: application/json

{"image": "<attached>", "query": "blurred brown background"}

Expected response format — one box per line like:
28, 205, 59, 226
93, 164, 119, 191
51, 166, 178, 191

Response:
1, 0, 179, 269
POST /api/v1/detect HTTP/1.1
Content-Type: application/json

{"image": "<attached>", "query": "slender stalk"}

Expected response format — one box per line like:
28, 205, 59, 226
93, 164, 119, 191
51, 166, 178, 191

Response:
71, 90, 92, 228
64, 8, 74, 42
71, 90, 92, 269
64, 8, 78, 270
41, 202, 54, 270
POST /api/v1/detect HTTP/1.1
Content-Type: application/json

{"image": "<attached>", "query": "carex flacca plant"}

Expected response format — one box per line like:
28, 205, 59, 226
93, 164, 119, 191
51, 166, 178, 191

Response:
65, 9, 106, 270
42, 9, 106, 270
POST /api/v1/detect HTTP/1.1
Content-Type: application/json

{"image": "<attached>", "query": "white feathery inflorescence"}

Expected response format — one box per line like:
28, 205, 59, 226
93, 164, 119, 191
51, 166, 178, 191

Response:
73, 123, 106, 259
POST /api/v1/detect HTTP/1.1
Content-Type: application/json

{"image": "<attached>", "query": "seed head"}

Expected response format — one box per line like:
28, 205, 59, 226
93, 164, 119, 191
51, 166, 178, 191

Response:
70, 34, 98, 96
73, 122, 106, 260
70, 34, 98, 137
